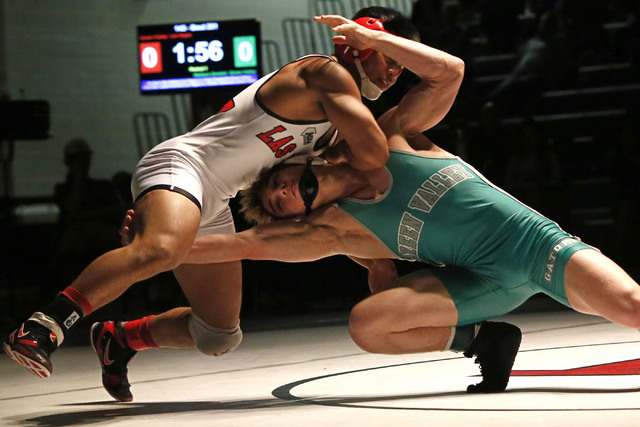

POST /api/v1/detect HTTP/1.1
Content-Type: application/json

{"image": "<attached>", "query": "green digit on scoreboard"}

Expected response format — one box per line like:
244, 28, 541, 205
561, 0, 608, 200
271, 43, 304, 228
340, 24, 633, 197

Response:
233, 36, 257, 68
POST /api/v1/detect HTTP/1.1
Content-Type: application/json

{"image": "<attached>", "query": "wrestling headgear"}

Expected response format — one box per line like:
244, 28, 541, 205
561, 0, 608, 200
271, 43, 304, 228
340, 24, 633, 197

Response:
335, 17, 387, 64
298, 157, 320, 215
336, 17, 388, 101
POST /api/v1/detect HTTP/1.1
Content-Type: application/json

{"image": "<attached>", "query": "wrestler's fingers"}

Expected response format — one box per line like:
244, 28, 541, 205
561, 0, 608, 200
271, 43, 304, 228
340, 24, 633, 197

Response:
313, 15, 350, 26
331, 23, 356, 34
314, 15, 355, 34
332, 35, 348, 45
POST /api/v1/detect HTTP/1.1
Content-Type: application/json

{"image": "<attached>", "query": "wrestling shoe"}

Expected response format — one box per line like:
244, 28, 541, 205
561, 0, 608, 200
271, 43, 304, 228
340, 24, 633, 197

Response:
90, 321, 137, 402
3, 312, 63, 379
463, 321, 522, 393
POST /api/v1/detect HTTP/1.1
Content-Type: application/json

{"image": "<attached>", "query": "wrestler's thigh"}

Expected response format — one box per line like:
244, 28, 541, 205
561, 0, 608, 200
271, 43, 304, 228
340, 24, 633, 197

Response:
419, 266, 531, 326
565, 249, 640, 323
395, 269, 455, 295
131, 189, 201, 251
386, 269, 459, 327
173, 261, 242, 329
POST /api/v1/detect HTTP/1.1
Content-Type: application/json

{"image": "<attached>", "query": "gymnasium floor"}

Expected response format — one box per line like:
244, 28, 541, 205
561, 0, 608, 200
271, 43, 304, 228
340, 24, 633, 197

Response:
2, 309, 640, 426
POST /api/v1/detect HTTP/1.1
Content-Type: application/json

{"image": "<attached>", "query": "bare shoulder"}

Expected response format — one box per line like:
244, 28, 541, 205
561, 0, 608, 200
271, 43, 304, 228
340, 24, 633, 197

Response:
259, 56, 352, 121
299, 56, 358, 94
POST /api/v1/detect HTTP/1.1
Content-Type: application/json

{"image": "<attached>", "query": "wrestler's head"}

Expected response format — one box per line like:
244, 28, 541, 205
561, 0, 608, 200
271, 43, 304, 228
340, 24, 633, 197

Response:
240, 159, 321, 224
335, 7, 419, 100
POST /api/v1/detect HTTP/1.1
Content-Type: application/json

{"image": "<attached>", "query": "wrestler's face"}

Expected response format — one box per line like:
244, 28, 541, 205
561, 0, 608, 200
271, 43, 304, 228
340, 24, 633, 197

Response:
261, 166, 307, 218
362, 52, 404, 92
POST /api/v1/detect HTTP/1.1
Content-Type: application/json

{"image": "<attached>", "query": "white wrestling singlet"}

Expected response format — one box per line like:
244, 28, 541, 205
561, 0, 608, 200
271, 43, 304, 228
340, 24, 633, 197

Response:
132, 55, 338, 235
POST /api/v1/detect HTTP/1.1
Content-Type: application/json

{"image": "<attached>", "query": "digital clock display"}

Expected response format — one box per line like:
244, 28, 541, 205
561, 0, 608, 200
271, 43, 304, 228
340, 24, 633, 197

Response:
137, 19, 261, 94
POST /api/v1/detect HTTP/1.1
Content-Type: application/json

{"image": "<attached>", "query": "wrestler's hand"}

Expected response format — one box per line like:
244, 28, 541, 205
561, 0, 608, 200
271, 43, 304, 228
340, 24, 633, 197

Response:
119, 209, 135, 246
366, 258, 398, 294
348, 256, 398, 294
314, 15, 380, 52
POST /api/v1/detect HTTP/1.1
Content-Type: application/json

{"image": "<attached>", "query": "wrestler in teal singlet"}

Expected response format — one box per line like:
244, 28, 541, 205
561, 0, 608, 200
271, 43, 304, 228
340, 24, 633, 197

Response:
337, 149, 593, 325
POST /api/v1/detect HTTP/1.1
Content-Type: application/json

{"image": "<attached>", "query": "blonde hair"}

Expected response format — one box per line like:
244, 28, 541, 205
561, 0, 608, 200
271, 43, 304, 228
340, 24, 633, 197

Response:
238, 164, 290, 225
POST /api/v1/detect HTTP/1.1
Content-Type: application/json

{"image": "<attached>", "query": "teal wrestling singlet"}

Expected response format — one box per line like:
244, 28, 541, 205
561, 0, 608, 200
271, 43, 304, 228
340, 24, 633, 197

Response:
337, 149, 593, 324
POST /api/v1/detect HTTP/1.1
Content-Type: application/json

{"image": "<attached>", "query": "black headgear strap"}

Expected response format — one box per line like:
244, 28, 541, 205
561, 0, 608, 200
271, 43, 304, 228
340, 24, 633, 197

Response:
299, 157, 319, 215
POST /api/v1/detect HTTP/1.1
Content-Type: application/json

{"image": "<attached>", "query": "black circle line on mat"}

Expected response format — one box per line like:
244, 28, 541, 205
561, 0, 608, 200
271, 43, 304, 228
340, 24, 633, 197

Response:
271, 340, 640, 412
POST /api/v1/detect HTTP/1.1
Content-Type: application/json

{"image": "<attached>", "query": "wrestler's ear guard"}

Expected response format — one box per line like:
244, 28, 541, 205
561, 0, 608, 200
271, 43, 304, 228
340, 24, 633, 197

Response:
335, 17, 387, 64
299, 157, 320, 215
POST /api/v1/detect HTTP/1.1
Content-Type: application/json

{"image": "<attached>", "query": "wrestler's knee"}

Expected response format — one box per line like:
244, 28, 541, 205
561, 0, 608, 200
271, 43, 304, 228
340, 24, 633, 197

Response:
187, 313, 242, 356
132, 237, 188, 272
350, 288, 418, 352
349, 300, 382, 352
615, 291, 640, 328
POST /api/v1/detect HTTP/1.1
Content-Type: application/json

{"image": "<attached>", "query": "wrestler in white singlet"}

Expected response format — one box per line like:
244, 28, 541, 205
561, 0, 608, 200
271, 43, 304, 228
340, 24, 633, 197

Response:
132, 55, 338, 237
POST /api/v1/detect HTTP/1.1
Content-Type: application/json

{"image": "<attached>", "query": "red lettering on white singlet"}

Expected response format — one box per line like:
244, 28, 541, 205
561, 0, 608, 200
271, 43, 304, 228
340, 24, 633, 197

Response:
256, 125, 297, 158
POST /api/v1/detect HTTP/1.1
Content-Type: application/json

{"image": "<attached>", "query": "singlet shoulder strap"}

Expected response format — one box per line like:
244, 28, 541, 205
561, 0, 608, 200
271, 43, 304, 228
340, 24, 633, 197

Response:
293, 54, 335, 62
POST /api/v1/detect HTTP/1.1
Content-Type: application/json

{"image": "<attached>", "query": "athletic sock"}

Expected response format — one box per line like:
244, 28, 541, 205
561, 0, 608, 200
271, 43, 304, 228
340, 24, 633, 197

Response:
445, 324, 480, 352
122, 315, 159, 351
41, 286, 93, 334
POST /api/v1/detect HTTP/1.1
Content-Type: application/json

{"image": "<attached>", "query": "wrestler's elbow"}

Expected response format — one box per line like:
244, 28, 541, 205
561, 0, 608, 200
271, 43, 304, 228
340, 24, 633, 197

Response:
370, 146, 390, 168
355, 143, 389, 170
450, 56, 465, 80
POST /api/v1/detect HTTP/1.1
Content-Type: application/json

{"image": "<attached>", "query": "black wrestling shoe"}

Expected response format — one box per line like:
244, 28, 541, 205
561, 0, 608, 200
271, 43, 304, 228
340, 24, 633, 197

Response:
90, 321, 137, 402
3, 313, 61, 379
463, 321, 522, 393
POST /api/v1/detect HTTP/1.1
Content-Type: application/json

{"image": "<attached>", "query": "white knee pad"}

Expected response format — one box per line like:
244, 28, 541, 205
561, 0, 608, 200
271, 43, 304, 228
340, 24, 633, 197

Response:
187, 313, 242, 357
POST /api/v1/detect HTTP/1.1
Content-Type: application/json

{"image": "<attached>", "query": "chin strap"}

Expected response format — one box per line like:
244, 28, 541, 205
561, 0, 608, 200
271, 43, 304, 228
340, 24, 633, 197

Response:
353, 52, 382, 101
298, 157, 319, 215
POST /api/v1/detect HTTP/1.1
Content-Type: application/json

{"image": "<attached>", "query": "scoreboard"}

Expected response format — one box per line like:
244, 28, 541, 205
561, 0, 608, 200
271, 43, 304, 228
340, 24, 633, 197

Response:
138, 19, 261, 94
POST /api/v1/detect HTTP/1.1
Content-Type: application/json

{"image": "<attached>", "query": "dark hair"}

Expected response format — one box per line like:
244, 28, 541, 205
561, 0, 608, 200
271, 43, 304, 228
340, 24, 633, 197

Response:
352, 6, 420, 42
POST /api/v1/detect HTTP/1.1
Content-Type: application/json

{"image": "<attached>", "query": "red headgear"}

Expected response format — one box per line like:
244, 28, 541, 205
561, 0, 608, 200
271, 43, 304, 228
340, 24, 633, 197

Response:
335, 17, 387, 64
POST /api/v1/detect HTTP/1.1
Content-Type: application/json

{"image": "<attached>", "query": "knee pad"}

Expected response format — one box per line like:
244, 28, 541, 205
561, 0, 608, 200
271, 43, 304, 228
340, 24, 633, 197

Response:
187, 313, 242, 357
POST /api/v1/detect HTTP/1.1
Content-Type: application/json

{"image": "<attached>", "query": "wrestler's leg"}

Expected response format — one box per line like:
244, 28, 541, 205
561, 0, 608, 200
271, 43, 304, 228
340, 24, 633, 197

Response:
349, 268, 523, 393
169, 261, 243, 351
146, 307, 194, 349
134, 262, 243, 350
87, 260, 241, 402
4, 189, 200, 384
565, 249, 640, 328
349, 269, 458, 354
72, 189, 201, 310
78, 188, 200, 398
126, 261, 243, 350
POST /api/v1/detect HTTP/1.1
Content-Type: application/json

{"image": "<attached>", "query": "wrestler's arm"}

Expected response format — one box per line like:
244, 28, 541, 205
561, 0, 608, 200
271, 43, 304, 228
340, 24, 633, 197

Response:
388, 43, 464, 137
308, 60, 388, 171
317, 14, 465, 136
375, 40, 463, 152
120, 208, 343, 263
185, 221, 340, 264
184, 205, 396, 264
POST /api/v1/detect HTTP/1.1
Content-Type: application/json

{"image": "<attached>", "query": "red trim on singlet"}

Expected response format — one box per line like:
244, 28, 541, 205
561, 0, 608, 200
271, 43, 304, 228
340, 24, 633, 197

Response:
219, 99, 235, 112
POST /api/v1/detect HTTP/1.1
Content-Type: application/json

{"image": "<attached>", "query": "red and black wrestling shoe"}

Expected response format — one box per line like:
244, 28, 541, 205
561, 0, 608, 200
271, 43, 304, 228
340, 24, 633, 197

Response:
464, 321, 522, 393
3, 313, 62, 379
90, 321, 137, 402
